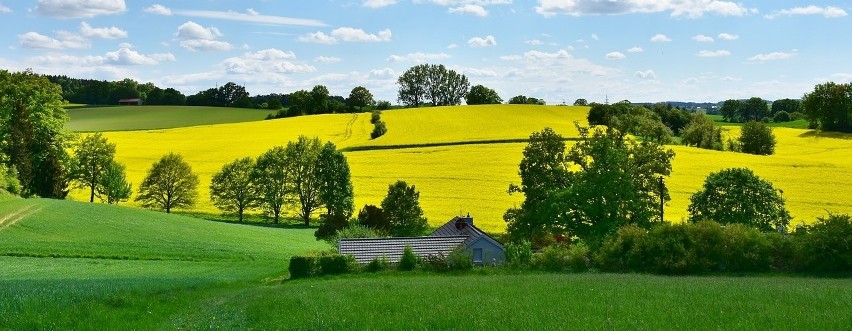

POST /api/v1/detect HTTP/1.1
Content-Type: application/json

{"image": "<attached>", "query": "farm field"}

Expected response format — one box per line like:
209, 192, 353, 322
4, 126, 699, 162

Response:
706, 114, 810, 129
66, 105, 276, 132
67, 105, 852, 232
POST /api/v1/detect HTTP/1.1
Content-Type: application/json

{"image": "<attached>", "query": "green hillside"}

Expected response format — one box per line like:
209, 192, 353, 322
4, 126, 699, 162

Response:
66, 106, 276, 132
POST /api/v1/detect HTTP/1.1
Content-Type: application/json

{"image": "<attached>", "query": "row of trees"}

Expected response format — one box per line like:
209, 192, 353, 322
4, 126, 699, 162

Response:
46, 76, 187, 106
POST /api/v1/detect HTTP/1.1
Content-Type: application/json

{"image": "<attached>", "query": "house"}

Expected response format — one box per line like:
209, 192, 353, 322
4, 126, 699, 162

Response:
118, 98, 142, 105
338, 215, 505, 265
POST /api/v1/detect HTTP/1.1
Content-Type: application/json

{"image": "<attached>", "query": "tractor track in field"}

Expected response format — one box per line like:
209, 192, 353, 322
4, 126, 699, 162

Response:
0, 204, 41, 231
341, 113, 358, 141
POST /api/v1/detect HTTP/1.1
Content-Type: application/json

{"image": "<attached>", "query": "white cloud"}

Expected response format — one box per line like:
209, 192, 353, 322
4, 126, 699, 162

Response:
449, 4, 488, 16
0, 4, 11, 13
172, 9, 326, 27
526, 39, 544, 45
684, 77, 699, 85
748, 51, 797, 62
363, 0, 397, 8
635, 70, 657, 79
144, 4, 171, 15
18, 31, 89, 49
332, 27, 392, 42
500, 49, 572, 61
26, 45, 172, 68
180, 39, 233, 52
222, 49, 315, 75
627, 46, 644, 53
468, 35, 497, 47
718, 33, 739, 40
765, 6, 847, 19
447, 43, 459, 49
692, 34, 714, 42
830, 73, 852, 82
150, 53, 176, 62
34, 0, 126, 18
80, 22, 127, 39
103, 47, 159, 65
246, 8, 259, 15
605, 51, 626, 60
535, 0, 754, 19
696, 50, 731, 57
176, 21, 222, 40
298, 31, 337, 44
650, 34, 672, 42
369, 67, 396, 78
315, 56, 342, 64
591, 33, 599, 40
387, 52, 451, 63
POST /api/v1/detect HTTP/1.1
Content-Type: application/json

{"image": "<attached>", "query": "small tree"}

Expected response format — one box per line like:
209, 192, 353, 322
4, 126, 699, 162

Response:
381, 180, 428, 237
253, 147, 289, 223
210, 157, 257, 222
70, 133, 116, 202
739, 121, 776, 155
315, 142, 354, 220
95, 161, 131, 204
371, 120, 387, 139
688, 168, 791, 232
681, 114, 723, 150
465, 84, 502, 105
136, 153, 198, 213
348, 86, 374, 111
286, 136, 323, 226
573, 98, 588, 106
357, 204, 390, 234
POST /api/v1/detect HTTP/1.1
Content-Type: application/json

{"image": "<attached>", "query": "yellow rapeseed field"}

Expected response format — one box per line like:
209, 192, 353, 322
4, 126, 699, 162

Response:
70, 106, 852, 233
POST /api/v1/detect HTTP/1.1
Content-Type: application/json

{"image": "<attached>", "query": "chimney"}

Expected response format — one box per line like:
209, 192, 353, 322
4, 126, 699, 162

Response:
460, 213, 473, 225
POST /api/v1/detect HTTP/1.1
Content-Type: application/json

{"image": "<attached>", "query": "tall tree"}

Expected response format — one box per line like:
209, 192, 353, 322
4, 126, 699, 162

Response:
742, 97, 770, 122
688, 168, 791, 232
802, 82, 852, 132
253, 146, 289, 223
465, 84, 502, 105
681, 114, 723, 150
285, 136, 323, 226
739, 121, 776, 155
771, 98, 801, 115
95, 161, 132, 204
315, 142, 354, 219
719, 99, 742, 122
397, 64, 428, 107
210, 157, 258, 222
311, 85, 330, 114
573, 98, 588, 106
348, 86, 374, 111
70, 133, 116, 202
381, 180, 428, 237
136, 153, 199, 213
0, 69, 71, 198
397, 64, 469, 107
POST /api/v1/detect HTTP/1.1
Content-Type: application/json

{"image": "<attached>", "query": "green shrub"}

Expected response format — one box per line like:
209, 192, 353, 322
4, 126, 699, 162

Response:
765, 232, 796, 272
371, 120, 387, 139
505, 240, 533, 268
365, 256, 391, 273
370, 110, 382, 124
447, 247, 473, 271
565, 241, 591, 272
318, 253, 358, 275
790, 111, 804, 121
720, 224, 771, 272
642, 223, 693, 274
796, 214, 852, 273
398, 245, 418, 271
773, 111, 791, 123
595, 225, 649, 272
421, 253, 449, 272
314, 214, 350, 241
289, 255, 319, 279
739, 121, 776, 155
532, 245, 570, 272
686, 221, 725, 272
327, 224, 380, 250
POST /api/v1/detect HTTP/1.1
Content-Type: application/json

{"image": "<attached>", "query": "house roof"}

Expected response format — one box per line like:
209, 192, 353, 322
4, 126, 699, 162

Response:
339, 236, 468, 264
430, 216, 505, 250
118, 98, 141, 102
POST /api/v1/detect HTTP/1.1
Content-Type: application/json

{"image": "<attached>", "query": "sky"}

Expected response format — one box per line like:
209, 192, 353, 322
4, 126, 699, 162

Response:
0, 0, 850, 104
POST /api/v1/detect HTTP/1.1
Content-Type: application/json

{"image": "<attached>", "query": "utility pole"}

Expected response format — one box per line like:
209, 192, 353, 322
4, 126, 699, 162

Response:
659, 176, 665, 222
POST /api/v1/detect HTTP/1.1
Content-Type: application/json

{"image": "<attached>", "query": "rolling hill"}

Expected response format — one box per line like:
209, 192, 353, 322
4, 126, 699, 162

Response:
66, 105, 276, 132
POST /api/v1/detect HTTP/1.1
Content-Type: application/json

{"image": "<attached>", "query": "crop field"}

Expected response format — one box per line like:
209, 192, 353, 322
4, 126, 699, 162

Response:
66, 105, 276, 132
66, 105, 852, 232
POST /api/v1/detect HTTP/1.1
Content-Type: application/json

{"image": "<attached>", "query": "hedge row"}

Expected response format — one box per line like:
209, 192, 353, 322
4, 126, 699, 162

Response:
289, 251, 359, 279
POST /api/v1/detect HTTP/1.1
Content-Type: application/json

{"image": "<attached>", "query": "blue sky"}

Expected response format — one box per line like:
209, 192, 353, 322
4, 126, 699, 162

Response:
1, 0, 850, 104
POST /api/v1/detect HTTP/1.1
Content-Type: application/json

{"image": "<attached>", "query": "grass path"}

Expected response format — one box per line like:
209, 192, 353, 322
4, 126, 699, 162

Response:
0, 203, 40, 230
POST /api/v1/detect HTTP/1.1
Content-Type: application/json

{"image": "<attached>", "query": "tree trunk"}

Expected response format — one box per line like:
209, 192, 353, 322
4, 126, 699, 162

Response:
90, 185, 95, 203
238, 206, 243, 222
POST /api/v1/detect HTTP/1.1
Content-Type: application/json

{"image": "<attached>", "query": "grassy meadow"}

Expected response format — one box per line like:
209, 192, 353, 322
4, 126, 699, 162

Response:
66, 105, 276, 132
63, 104, 852, 232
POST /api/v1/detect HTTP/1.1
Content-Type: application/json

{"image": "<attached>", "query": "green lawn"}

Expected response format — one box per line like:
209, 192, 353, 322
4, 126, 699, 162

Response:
66, 105, 276, 132
706, 114, 809, 129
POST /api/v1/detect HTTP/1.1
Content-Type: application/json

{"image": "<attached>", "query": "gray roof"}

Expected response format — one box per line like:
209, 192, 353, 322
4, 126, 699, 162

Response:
339, 236, 468, 264
430, 216, 505, 250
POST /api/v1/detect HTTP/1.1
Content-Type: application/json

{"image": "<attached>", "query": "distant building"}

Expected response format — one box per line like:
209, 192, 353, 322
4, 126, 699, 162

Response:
118, 98, 142, 105
339, 215, 505, 265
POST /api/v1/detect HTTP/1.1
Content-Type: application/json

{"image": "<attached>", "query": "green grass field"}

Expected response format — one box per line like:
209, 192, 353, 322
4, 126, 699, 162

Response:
66, 105, 276, 131
706, 114, 810, 129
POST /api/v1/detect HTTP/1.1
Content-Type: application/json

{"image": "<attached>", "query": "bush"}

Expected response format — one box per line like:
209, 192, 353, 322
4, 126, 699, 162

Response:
370, 110, 382, 124
365, 256, 391, 272
398, 245, 418, 271
790, 111, 804, 121
565, 241, 591, 272
447, 247, 473, 271
357, 204, 389, 234
314, 213, 350, 241
290, 251, 359, 278
595, 225, 649, 272
505, 240, 533, 268
375, 100, 391, 110
0, 164, 21, 195
773, 111, 791, 123
327, 224, 380, 250
289, 255, 319, 279
421, 253, 450, 272
318, 253, 358, 275
532, 245, 570, 272
371, 120, 387, 139
688, 168, 791, 232
720, 224, 772, 272
739, 121, 776, 155
796, 214, 852, 273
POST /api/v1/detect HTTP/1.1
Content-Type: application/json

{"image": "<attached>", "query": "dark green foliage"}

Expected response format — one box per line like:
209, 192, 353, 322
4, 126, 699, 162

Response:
739, 121, 776, 155
611, 109, 673, 144
70, 133, 116, 203
681, 114, 723, 150
381, 180, 428, 237
447, 247, 473, 270
315, 142, 354, 220
398, 245, 418, 271
348, 86, 374, 111
773, 111, 791, 122
771, 98, 801, 116
397, 64, 469, 107
595, 225, 649, 272
508, 95, 546, 105
421, 253, 451, 272
357, 204, 390, 234
802, 82, 852, 132
314, 214, 350, 241
186, 82, 252, 108
719, 99, 741, 122
327, 224, 381, 250
371, 120, 387, 139
0, 69, 71, 198
531, 245, 569, 271
587, 103, 612, 125
210, 157, 257, 222
135, 153, 198, 213
285, 136, 323, 226
573, 98, 588, 106
289, 251, 359, 278
95, 161, 132, 204
252, 146, 288, 223
289, 255, 318, 279
370, 110, 382, 124
364, 256, 391, 272
795, 214, 852, 272
720, 224, 772, 272
465, 84, 502, 105
318, 254, 358, 275
651, 103, 692, 135
0, 162, 21, 195
688, 168, 790, 232
504, 240, 533, 268
375, 100, 391, 110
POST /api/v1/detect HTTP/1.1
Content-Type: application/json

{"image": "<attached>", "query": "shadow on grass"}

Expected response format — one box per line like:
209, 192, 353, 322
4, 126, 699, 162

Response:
798, 130, 852, 140
173, 211, 317, 230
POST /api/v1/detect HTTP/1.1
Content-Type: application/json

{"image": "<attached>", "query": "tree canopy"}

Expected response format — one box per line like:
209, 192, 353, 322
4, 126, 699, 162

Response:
210, 157, 258, 222
381, 180, 428, 237
465, 84, 502, 105
96, 161, 132, 204
802, 82, 852, 132
70, 133, 116, 203
285, 136, 323, 226
739, 121, 776, 155
397, 64, 469, 107
136, 153, 199, 213
348, 86, 374, 111
688, 168, 791, 232
253, 146, 289, 223
315, 142, 354, 220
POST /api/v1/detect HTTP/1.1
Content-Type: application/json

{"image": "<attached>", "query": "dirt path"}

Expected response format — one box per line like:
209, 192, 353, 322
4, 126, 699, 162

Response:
0, 204, 41, 230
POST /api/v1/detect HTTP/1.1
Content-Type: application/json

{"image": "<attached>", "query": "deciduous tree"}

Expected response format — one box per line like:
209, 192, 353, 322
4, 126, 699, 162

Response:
739, 121, 776, 155
348, 86, 374, 111
465, 84, 502, 105
688, 168, 791, 232
95, 161, 131, 204
70, 133, 116, 202
381, 180, 428, 237
136, 153, 198, 213
253, 146, 289, 223
802, 82, 852, 132
315, 142, 354, 219
285, 136, 323, 226
210, 157, 258, 222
